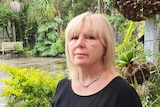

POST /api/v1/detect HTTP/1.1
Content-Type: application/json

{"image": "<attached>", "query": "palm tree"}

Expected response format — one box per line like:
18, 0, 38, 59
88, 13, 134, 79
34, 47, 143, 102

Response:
27, 0, 56, 24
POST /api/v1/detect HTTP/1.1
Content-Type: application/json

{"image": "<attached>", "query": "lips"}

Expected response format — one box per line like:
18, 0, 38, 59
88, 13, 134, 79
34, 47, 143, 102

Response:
75, 53, 85, 55
74, 53, 86, 58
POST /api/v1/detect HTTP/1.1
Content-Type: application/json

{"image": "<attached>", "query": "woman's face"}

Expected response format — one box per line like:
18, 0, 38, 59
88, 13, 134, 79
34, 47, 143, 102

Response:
68, 24, 104, 67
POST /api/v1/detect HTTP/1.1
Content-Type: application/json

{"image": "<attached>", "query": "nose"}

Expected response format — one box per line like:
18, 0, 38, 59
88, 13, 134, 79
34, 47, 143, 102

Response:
76, 37, 85, 48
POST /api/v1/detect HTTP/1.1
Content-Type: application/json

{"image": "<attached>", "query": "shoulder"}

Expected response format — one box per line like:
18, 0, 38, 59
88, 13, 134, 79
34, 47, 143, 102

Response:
57, 77, 70, 88
110, 76, 133, 90
109, 76, 138, 96
58, 77, 70, 84
54, 77, 71, 97
52, 78, 71, 106
111, 76, 142, 107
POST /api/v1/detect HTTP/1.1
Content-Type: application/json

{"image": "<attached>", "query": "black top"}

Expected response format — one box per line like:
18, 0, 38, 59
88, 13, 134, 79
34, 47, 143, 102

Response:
52, 76, 142, 107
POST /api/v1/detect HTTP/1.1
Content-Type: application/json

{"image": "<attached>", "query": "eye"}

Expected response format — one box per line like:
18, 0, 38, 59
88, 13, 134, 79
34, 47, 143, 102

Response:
86, 35, 95, 40
71, 36, 78, 40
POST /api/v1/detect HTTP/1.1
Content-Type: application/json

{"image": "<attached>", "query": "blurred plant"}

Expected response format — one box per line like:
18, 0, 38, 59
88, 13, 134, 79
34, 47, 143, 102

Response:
116, 19, 160, 107
117, 51, 134, 67
0, 62, 65, 107
105, 10, 130, 43
34, 17, 64, 57
103, 0, 116, 10
14, 44, 24, 52
27, 0, 56, 24
116, 21, 150, 84
137, 67, 160, 107
116, 21, 146, 66
0, 1, 19, 41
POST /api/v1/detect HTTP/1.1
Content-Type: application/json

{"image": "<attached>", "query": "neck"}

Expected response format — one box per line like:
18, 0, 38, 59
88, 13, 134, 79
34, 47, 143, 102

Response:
77, 66, 104, 79
77, 68, 104, 88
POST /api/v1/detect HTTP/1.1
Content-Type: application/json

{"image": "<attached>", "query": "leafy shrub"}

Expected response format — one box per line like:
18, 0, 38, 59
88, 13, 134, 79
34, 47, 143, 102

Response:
34, 17, 64, 57
14, 44, 24, 52
143, 68, 160, 107
0, 62, 65, 107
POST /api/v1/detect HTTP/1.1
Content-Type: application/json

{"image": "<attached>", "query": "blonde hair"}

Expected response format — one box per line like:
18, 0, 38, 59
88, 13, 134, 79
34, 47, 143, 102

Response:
65, 12, 116, 79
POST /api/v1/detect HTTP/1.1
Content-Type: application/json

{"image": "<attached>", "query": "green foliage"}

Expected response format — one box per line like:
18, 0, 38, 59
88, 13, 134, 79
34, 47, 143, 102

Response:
116, 21, 146, 67
115, 19, 160, 107
0, 4, 18, 28
34, 17, 64, 57
138, 68, 160, 107
116, 21, 136, 67
14, 44, 24, 52
56, 37, 65, 54
105, 11, 130, 43
27, 0, 56, 24
60, 0, 96, 27
0, 62, 65, 107
103, 0, 116, 10
149, 70, 160, 106
123, 21, 135, 43
117, 51, 134, 67
57, 30, 65, 54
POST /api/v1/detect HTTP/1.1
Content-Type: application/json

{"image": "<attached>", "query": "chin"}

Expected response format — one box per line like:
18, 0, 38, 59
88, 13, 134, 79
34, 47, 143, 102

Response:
74, 62, 87, 66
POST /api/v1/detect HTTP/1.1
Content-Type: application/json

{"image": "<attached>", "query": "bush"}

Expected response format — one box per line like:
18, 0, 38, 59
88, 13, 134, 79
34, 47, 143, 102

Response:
0, 62, 65, 107
34, 17, 64, 57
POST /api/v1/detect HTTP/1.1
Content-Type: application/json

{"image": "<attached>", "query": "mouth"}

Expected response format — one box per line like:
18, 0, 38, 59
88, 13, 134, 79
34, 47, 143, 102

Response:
74, 53, 86, 57
75, 53, 85, 55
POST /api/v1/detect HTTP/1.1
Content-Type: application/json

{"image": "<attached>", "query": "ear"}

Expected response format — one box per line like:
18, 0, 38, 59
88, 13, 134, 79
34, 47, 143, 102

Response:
102, 55, 106, 61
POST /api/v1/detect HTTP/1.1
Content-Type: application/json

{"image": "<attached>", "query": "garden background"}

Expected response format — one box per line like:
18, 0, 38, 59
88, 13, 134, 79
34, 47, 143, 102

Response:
0, 0, 160, 107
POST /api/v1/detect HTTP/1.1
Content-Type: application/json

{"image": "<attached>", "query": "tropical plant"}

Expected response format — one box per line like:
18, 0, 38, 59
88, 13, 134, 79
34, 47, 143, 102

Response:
116, 21, 150, 84
115, 19, 160, 107
117, 51, 134, 67
34, 17, 64, 57
27, 0, 56, 24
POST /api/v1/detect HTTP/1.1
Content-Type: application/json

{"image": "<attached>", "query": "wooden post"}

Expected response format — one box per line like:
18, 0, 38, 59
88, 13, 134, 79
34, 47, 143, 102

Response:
144, 19, 159, 65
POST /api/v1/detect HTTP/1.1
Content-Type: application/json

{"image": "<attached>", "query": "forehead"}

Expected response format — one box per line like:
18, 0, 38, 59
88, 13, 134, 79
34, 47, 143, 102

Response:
69, 16, 97, 37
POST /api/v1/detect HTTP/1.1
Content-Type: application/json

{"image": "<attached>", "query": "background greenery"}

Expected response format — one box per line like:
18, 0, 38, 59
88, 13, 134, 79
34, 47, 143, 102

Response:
0, 0, 160, 107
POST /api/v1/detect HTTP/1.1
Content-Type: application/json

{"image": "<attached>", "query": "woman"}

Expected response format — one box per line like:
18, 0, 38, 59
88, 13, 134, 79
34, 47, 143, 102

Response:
52, 12, 142, 107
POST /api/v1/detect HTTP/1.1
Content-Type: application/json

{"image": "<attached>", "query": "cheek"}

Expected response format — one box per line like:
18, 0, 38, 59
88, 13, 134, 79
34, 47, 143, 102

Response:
96, 44, 105, 57
96, 43, 104, 52
68, 43, 74, 57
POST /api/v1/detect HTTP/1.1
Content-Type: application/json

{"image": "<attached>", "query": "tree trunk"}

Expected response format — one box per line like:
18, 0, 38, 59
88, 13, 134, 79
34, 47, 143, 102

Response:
12, 21, 16, 41
5, 27, 10, 41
